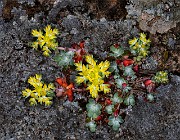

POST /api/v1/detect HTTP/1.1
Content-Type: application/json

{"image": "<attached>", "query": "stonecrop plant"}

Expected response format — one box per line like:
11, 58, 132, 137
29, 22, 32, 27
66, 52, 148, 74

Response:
75, 55, 111, 98
22, 74, 55, 106
153, 71, 169, 83
22, 29, 170, 132
31, 25, 59, 56
129, 33, 151, 61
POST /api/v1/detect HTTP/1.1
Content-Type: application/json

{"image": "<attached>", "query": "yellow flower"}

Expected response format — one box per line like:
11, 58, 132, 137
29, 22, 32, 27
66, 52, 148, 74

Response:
86, 84, 99, 98
140, 33, 146, 39
85, 55, 96, 66
75, 62, 83, 71
76, 76, 86, 84
129, 37, 138, 46
22, 74, 55, 106
154, 71, 168, 83
30, 92, 38, 99
75, 55, 111, 98
48, 83, 55, 90
32, 29, 43, 38
22, 89, 33, 98
29, 98, 37, 106
31, 42, 39, 50
31, 25, 59, 56
35, 74, 42, 81
140, 33, 151, 45
100, 84, 111, 93
44, 100, 52, 106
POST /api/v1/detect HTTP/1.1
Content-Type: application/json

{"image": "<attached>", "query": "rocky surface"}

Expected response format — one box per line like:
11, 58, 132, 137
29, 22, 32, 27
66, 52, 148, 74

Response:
0, 0, 180, 139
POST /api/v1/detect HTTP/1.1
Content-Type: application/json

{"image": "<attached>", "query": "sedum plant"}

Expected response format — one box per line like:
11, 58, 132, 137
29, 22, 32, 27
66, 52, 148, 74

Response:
124, 94, 135, 106
23, 31, 170, 132
54, 51, 74, 69
31, 25, 59, 56
153, 71, 169, 84
22, 74, 55, 106
108, 115, 124, 131
109, 45, 124, 58
129, 33, 151, 61
75, 55, 111, 98
111, 93, 123, 104
105, 105, 114, 114
86, 99, 102, 119
86, 121, 97, 132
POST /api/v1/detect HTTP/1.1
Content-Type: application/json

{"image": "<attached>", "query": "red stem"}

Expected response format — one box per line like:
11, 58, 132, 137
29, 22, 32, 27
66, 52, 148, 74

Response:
57, 47, 76, 52
72, 88, 86, 92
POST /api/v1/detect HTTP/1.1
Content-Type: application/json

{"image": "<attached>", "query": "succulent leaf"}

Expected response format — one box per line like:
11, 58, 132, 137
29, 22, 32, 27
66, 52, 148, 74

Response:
108, 115, 124, 131
86, 99, 102, 119
110, 45, 124, 58
105, 105, 114, 114
115, 78, 126, 89
111, 93, 123, 104
124, 94, 135, 106
86, 121, 96, 132
54, 51, 74, 68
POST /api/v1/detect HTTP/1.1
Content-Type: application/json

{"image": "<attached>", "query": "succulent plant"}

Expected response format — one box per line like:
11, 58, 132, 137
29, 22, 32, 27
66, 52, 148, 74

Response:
86, 99, 102, 119
115, 77, 126, 89
111, 93, 123, 105
22, 74, 55, 106
54, 51, 74, 68
153, 71, 169, 84
123, 65, 137, 79
31, 25, 59, 56
124, 94, 135, 106
129, 33, 151, 61
86, 121, 97, 132
109, 45, 124, 58
108, 115, 124, 131
105, 105, 115, 114
147, 93, 154, 102
109, 61, 119, 73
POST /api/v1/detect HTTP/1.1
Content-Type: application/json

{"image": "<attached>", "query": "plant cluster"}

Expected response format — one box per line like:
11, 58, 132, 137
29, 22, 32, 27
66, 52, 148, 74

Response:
129, 33, 151, 61
22, 74, 55, 106
31, 25, 59, 56
75, 55, 111, 98
22, 26, 169, 132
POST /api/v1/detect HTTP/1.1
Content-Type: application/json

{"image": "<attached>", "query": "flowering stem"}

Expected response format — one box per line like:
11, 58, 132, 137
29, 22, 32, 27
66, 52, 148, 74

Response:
57, 47, 76, 52
72, 88, 86, 92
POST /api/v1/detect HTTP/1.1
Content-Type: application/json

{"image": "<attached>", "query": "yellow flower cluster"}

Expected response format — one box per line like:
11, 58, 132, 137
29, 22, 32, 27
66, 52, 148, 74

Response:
75, 55, 111, 98
31, 25, 59, 56
129, 33, 151, 61
22, 74, 55, 106
153, 71, 169, 84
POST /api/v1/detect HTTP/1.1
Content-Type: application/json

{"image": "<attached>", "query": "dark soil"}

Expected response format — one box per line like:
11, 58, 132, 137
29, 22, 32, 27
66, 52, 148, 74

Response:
84, 0, 128, 20
0, 0, 180, 139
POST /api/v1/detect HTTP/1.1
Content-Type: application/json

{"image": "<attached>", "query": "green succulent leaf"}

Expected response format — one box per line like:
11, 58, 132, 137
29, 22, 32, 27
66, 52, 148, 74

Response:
86, 121, 96, 132
110, 45, 124, 58
123, 65, 136, 77
54, 51, 74, 68
46, 91, 55, 97
86, 99, 102, 119
115, 78, 126, 89
109, 61, 119, 73
111, 93, 123, 104
124, 94, 135, 106
105, 105, 114, 114
153, 71, 169, 84
123, 86, 132, 93
114, 73, 121, 79
108, 115, 124, 131
147, 93, 154, 102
